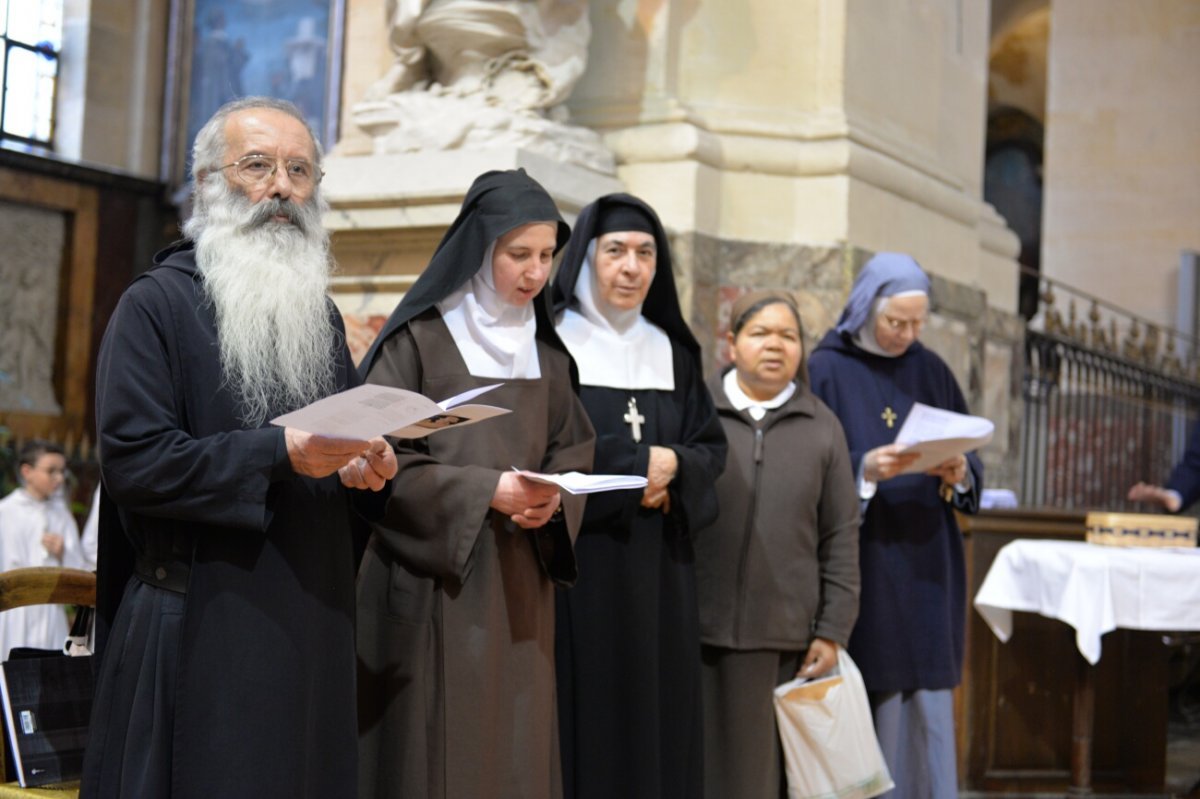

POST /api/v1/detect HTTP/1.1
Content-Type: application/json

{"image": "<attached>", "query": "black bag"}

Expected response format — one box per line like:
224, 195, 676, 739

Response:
0, 648, 93, 787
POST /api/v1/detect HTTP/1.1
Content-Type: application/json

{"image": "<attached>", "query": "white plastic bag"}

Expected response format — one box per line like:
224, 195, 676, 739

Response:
772, 647, 894, 799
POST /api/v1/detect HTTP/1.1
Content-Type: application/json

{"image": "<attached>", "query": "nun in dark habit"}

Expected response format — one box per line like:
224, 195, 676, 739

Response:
355, 169, 596, 799
552, 193, 727, 799
807, 253, 983, 799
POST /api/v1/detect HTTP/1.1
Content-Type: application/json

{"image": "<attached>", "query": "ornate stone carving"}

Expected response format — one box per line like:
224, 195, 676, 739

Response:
0, 202, 64, 415
353, 0, 614, 173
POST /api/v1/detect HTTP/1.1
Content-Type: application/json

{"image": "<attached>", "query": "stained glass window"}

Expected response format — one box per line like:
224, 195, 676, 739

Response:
1, 0, 63, 148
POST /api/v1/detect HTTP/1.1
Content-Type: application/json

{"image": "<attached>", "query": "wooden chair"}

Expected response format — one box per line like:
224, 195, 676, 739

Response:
0, 569, 95, 616
0, 567, 95, 798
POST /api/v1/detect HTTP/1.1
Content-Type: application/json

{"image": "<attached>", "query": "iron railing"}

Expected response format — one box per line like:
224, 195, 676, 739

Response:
1021, 271, 1200, 511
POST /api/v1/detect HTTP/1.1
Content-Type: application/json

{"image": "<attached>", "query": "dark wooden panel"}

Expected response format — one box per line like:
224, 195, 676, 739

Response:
959, 509, 1168, 795
0, 156, 173, 441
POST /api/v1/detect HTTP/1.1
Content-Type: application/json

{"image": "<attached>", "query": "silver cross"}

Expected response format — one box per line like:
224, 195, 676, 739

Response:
623, 397, 645, 443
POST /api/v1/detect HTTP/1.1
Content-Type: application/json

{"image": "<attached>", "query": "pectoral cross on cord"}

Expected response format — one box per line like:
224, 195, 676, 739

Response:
881, 406, 897, 428
624, 397, 645, 443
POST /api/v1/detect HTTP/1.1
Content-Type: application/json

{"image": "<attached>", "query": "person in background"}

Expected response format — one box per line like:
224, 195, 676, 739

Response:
0, 440, 86, 659
552, 193, 727, 799
355, 168, 595, 799
807, 253, 983, 799
81, 96, 396, 798
1128, 423, 1200, 512
1127, 422, 1200, 727
694, 290, 861, 799
80, 483, 100, 571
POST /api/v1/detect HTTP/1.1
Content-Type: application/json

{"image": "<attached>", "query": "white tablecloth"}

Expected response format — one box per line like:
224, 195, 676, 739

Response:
973, 539, 1200, 664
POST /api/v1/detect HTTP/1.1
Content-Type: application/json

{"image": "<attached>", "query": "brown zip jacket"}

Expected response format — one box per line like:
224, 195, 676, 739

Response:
694, 370, 861, 651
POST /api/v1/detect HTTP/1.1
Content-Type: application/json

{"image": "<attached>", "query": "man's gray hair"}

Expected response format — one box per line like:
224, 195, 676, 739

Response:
190, 96, 324, 182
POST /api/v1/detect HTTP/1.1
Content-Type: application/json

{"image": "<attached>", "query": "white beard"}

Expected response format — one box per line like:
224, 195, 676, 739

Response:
185, 176, 338, 427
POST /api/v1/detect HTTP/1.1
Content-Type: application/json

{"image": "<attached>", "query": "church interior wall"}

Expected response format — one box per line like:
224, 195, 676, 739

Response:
842, 0, 991, 203
988, 1, 1049, 125
28, 0, 1200, 504
614, 157, 850, 246
0, 153, 174, 442
668, 0, 845, 126
56, 0, 170, 178
1041, 0, 1200, 329
678, 220, 1023, 492
2, 0, 1196, 788
566, 0, 1023, 489
335, 0, 389, 157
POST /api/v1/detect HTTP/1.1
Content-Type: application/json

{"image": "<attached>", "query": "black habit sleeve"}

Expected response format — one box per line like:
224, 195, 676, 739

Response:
576, 425, 652, 527
663, 349, 728, 535
579, 347, 727, 535
529, 353, 596, 586
96, 277, 291, 533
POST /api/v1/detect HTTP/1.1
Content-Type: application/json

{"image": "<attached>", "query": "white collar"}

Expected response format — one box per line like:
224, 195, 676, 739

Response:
436, 241, 541, 379
722, 369, 795, 421
556, 243, 674, 390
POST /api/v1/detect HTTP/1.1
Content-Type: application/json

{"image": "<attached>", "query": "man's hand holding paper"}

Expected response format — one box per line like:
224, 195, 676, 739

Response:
272, 383, 510, 440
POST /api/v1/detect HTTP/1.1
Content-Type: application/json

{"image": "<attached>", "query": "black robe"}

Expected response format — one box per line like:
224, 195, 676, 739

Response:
554, 344, 726, 799
81, 242, 367, 798
551, 192, 727, 799
807, 330, 982, 693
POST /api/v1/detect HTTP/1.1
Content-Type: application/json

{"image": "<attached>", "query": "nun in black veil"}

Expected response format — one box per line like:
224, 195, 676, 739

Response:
551, 193, 727, 799
356, 169, 596, 799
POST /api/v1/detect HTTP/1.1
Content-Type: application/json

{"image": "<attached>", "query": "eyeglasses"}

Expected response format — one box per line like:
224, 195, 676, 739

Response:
217, 154, 323, 187
880, 313, 926, 334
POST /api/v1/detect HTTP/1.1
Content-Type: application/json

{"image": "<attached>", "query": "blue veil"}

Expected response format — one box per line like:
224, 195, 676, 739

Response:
835, 252, 931, 335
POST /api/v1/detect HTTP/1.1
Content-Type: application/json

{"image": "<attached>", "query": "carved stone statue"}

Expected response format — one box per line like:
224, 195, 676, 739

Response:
353, 0, 613, 173
0, 202, 64, 415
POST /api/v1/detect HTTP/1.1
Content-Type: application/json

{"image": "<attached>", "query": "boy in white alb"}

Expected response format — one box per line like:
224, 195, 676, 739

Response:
0, 441, 85, 659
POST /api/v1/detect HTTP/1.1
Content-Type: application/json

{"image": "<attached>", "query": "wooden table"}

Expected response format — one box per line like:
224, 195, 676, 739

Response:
974, 539, 1200, 796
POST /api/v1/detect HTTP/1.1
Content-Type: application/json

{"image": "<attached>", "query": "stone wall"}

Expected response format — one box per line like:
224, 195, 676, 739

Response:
58, 0, 170, 178
672, 232, 1024, 493
1041, 0, 1200, 327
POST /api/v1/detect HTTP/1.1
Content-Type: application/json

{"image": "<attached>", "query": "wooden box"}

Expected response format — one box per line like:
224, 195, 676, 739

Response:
1084, 511, 1198, 548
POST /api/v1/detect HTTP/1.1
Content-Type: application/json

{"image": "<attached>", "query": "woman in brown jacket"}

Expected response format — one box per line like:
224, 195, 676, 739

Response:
694, 289, 862, 799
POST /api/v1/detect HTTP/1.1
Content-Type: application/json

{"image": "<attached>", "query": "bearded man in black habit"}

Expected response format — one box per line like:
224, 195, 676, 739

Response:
81, 97, 397, 799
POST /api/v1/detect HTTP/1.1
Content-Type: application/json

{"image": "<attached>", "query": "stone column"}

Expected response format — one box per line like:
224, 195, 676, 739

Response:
566, 0, 1022, 486
327, 0, 1023, 488
324, 0, 621, 365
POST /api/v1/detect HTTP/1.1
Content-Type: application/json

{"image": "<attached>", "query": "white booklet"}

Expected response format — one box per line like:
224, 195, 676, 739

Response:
512, 469, 649, 496
271, 384, 510, 440
893, 402, 994, 474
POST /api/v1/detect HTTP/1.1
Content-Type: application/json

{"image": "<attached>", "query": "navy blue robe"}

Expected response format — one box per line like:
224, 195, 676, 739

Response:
1167, 422, 1200, 509
82, 242, 370, 798
808, 331, 982, 692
